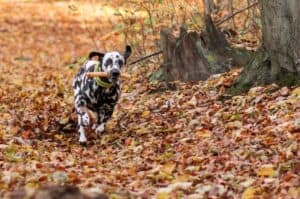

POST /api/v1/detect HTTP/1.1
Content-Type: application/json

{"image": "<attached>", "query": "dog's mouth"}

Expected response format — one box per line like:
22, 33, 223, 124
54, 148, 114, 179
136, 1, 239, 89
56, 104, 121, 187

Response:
109, 70, 120, 83
111, 77, 118, 82
110, 75, 119, 83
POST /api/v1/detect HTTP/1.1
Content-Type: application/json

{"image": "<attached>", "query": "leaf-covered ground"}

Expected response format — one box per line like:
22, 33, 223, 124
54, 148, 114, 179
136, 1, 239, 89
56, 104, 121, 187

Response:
0, 1, 299, 199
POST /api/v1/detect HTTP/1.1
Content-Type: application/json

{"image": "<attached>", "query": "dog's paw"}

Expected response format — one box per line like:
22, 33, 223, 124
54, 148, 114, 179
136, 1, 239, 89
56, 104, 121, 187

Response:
78, 126, 87, 144
81, 113, 90, 126
95, 123, 105, 134
92, 124, 97, 130
79, 135, 87, 143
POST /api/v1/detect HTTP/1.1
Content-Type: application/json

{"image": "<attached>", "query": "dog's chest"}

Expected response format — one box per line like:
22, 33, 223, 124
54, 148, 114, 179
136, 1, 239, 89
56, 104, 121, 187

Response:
85, 81, 120, 108
94, 85, 119, 103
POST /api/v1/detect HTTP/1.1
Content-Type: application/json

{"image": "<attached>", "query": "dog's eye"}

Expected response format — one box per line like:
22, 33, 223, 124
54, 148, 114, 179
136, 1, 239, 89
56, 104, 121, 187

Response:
118, 60, 123, 66
105, 59, 112, 67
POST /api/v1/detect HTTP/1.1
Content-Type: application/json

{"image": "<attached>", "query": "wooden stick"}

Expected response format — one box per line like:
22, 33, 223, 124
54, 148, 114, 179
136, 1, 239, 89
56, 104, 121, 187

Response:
86, 72, 108, 78
86, 72, 130, 78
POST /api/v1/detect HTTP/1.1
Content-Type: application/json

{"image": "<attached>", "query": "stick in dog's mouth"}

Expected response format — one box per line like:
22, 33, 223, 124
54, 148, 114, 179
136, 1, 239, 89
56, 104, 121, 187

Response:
86, 72, 130, 78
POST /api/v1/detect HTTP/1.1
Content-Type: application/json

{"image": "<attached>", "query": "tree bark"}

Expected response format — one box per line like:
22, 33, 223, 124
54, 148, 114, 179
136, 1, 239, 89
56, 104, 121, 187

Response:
230, 0, 300, 94
262, 0, 300, 75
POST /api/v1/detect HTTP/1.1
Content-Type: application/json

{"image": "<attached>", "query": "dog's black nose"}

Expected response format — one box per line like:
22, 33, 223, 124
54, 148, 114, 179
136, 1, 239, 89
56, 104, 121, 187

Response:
111, 69, 120, 77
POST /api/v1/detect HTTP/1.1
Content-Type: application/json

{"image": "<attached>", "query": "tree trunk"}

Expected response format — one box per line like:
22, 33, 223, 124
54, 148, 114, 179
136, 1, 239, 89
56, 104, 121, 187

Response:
230, 0, 300, 94
262, 0, 300, 75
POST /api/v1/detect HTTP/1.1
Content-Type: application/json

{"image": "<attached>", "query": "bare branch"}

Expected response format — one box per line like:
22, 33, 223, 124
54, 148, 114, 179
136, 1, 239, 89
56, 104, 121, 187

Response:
215, 1, 259, 26
128, 50, 163, 65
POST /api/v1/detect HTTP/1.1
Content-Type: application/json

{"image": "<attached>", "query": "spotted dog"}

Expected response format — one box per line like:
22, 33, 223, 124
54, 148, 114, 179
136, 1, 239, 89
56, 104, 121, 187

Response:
73, 46, 132, 145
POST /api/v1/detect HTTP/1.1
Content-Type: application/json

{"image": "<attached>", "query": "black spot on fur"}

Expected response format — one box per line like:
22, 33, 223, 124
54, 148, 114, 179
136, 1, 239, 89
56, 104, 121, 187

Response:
104, 59, 112, 67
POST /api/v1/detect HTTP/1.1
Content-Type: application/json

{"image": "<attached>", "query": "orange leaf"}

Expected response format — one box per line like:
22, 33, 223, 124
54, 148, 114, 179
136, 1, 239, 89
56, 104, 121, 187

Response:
257, 165, 276, 177
21, 131, 31, 139
196, 129, 212, 138
161, 161, 176, 174
141, 110, 150, 118
242, 187, 261, 199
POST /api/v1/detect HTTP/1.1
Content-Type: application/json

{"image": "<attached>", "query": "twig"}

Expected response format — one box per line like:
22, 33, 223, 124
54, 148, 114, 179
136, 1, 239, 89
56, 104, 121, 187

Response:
128, 50, 163, 65
215, 1, 259, 26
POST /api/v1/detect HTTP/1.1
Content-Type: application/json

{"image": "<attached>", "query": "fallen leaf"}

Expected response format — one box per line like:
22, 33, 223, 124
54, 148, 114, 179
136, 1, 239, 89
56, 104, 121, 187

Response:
156, 192, 169, 199
242, 187, 261, 199
156, 182, 192, 195
187, 96, 197, 106
288, 187, 300, 198
21, 130, 31, 139
52, 171, 68, 183
291, 87, 300, 96
141, 110, 150, 118
196, 129, 212, 138
161, 162, 176, 174
257, 165, 276, 177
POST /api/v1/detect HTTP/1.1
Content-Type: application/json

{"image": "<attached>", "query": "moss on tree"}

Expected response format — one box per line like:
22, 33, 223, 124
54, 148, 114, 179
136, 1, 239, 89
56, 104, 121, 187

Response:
228, 50, 300, 95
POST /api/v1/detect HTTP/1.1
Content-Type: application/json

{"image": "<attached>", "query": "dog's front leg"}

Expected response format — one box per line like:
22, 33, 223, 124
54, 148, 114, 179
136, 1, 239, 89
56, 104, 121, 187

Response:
95, 123, 105, 134
75, 105, 90, 145
95, 107, 113, 135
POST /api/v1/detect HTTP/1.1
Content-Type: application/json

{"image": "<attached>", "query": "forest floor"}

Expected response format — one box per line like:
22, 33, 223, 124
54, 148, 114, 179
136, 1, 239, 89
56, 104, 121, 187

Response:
0, 1, 299, 198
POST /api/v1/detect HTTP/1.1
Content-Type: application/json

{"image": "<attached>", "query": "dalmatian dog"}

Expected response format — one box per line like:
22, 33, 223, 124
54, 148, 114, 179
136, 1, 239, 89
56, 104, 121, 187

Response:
73, 46, 132, 145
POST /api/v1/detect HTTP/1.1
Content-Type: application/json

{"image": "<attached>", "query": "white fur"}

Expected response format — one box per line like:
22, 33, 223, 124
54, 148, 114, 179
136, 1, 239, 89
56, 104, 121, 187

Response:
82, 113, 90, 126
79, 126, 87, 143
95, 123, 105, 134
102, 52, 124, 71
96, 123, 105, 134
86, 60, 99, 70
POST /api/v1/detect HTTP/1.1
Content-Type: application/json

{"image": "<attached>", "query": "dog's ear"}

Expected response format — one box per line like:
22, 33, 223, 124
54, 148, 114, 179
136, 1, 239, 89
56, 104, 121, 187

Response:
88, 51, 105, 61
123, 45, 132, 63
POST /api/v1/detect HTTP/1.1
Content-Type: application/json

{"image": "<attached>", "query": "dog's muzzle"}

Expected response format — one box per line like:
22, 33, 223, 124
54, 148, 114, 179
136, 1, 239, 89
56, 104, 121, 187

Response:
110, 68, 120, 81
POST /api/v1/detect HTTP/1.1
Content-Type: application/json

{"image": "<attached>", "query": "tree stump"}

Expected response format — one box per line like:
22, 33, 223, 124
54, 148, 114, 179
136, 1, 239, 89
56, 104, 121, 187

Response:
160, 14, 253, 86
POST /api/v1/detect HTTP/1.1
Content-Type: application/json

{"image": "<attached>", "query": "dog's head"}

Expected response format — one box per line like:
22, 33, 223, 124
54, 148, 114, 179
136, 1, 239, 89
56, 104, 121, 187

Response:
88, 46, 132, 84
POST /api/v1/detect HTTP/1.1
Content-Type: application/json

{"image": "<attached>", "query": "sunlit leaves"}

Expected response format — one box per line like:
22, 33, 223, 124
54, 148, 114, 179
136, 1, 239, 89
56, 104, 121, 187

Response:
161, 161, 176, 175
242, 187, 261, 199
291, 87, 300, 96
0, 1, 299, 198
256, 165, 277, 177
